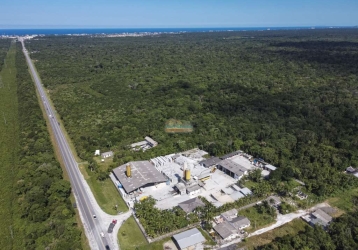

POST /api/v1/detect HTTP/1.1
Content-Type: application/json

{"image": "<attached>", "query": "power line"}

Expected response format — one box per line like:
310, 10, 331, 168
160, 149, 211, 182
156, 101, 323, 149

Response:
2, 112, 6, 125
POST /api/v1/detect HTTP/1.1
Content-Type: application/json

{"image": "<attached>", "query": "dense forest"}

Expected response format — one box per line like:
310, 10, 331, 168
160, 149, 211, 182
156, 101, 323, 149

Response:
259, 210, 358, 250
12, 43, 82, 249
25, 29, 358, 196
0, 39, 10, 71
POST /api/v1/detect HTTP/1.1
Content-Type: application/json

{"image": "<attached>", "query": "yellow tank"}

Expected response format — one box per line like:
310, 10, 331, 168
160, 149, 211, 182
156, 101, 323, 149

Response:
185, 169, 191, 181
126, 164, 131, 177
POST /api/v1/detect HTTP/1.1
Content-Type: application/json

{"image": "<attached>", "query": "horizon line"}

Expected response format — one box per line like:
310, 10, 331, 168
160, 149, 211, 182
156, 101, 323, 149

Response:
0, 25, 357, 30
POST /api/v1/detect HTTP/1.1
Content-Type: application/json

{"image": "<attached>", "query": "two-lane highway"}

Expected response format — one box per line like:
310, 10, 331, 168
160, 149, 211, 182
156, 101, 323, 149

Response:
20, 39, 113, 250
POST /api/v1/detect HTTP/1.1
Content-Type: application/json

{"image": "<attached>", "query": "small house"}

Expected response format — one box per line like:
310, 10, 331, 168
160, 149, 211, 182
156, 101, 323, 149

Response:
101, 151, 114, 159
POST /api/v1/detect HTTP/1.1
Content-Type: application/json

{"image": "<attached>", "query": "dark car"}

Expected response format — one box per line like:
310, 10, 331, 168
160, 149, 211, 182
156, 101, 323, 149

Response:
105, 245, 110, 250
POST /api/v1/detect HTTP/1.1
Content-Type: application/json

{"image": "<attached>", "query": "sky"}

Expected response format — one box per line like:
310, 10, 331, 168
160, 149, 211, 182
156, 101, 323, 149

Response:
0, 0, 357, 28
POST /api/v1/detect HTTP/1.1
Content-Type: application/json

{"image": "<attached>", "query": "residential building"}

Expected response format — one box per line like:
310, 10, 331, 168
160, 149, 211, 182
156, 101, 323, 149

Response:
214, 221, 238, 241
230, 216, 250, 230
101, 151, 114, 158
145, 136, 158, 147
311, 209, 332, 227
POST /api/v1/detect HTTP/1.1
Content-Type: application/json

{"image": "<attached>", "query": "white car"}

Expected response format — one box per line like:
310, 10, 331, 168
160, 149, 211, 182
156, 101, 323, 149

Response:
100, 232, 104, 238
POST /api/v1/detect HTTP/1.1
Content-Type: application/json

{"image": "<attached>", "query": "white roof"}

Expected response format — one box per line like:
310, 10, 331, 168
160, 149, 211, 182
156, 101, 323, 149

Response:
232, 184, 241, 191
265, 164, 277, 171
172, 228, 205, 249
240, 187, 252, 196
230, 191, 245, 200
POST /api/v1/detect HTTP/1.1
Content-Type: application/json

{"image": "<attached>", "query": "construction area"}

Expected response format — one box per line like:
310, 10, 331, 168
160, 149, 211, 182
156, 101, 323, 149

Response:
111, 148, 277, 210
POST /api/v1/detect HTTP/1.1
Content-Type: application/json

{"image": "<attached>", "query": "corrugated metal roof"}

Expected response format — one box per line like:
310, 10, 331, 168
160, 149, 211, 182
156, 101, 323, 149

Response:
214, 221, 236, 239
178, 197, 205, 213
112, 161, 167, 193
199, 157, 221, 167
312, 209, 332, 224
173, 228, 205, 249
218, 159, 248, 177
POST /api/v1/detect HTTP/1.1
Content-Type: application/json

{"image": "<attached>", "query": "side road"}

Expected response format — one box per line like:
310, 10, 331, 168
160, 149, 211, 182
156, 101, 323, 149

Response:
218, 202, 330, 249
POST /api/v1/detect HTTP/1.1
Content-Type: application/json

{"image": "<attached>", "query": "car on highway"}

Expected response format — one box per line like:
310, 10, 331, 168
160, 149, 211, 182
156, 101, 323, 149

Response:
105, 245, 110, 250
100, 232, 104, 238
93, 214, 97, 219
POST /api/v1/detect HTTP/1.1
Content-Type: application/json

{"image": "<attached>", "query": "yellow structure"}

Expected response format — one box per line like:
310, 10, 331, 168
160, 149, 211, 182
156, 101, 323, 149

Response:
139, 196, 148, 201
185, 169, 191, 181
126, 164, 131, 177
200, 176, 211, 182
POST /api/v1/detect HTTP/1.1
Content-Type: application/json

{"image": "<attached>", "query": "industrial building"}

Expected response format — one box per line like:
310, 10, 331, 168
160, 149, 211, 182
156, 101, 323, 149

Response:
112, 161, 167, 194
110, 148, 275, 210
172, 228, 206, 250
217, 159, 249, 180
199, 157, 222, 168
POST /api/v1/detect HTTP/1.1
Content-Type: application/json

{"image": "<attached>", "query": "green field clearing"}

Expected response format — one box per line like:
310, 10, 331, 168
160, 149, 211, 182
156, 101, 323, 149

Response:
80, 163, 128, 214
239, 206, 276, 233
198, 227, 216, 246
0, 42, 19, 249
137, 237, 174, 250
327, 187, 358, 212
118, 216, 148, 250
238, 219, 307, 249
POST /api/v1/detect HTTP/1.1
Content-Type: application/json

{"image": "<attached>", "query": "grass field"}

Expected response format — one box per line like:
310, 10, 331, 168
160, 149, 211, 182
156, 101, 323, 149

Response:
0, 42, 18, 249
238, 219, 307, 249
198, 227, 216, 246
118, 216, 148, 250
80, 163, 128, 214
137, 237, 174, 250
327, 188, 358, 212
239, 206, 276, 233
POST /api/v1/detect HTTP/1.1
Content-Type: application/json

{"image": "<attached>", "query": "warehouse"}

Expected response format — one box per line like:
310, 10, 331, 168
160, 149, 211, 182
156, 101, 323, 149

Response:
217, 159, 249, 180
112, 161, 167, 194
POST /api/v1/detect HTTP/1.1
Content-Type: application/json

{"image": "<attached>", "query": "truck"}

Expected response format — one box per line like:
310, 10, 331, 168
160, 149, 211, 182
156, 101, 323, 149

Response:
107, 219, 117, 233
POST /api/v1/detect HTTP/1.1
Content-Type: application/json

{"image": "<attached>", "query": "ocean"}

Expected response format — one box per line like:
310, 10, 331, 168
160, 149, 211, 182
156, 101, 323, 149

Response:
0, 27, 339, 36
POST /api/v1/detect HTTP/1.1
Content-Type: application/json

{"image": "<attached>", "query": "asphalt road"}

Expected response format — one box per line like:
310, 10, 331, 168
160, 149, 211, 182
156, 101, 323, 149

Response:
20, 39, 112, 250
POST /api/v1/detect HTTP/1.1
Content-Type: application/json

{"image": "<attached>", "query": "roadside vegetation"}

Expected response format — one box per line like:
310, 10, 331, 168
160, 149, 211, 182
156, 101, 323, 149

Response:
118, 216, 147, 250
80, 163, 128, 214
12, 43, 82, 249
0, 39, 18, 249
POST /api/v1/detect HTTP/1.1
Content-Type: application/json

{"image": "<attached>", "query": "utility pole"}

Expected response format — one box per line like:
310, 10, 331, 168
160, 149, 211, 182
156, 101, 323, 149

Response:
9, 225, 13, 239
